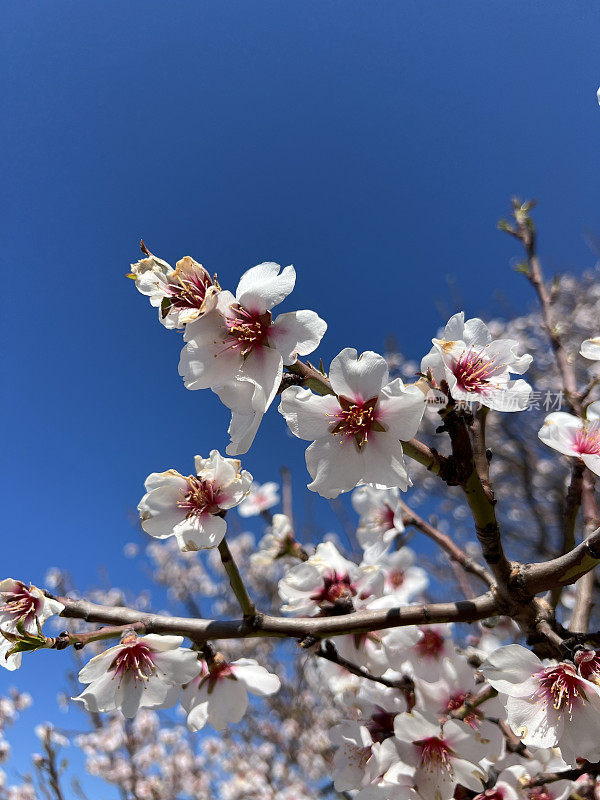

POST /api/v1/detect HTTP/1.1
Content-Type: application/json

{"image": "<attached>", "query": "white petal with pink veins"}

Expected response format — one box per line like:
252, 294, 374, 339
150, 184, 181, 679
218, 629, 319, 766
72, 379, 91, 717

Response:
329, 349, 389, 402
270, 309, 327, 364
235, 262, 296, 314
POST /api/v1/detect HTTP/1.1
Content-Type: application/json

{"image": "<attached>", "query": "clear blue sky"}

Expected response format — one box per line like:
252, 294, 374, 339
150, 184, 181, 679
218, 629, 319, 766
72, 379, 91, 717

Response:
2, 0, 600, 792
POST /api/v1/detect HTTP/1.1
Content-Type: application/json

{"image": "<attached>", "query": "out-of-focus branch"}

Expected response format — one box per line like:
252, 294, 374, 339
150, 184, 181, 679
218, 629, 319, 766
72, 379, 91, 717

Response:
502, 198, 600, 632
570, 470, 599, 631
398, 499, 494, 587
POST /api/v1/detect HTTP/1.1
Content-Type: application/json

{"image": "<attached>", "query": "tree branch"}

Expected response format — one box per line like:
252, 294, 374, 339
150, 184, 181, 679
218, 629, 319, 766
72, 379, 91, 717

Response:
217, 539, 256, 618
398, 500, 494, 587
313, 640, 414, 692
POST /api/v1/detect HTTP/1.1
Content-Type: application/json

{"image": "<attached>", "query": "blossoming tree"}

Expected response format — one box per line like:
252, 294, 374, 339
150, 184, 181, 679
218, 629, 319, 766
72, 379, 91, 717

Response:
5, 199, 600, 799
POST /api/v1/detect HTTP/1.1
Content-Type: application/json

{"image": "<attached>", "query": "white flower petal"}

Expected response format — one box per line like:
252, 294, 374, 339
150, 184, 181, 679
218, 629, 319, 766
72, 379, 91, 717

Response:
329, 348, 389, 402
235, 263, 296, 314
270, 310, 327, 365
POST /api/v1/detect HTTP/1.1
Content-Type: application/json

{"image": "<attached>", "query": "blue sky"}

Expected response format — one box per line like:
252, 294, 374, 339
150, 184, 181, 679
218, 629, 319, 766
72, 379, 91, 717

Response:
3, 0, 600, 793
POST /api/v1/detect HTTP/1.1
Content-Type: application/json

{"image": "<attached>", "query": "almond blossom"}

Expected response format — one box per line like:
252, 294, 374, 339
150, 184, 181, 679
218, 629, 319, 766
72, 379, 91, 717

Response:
278, 541, 383, 617
278, 348, 426, 499
0, 581, 64, 671
237, 480, 280, 517
481, 644, 600, 765
389, 710, 488, 800
382, 623, 455, 683
249, 513, 306, 567
364, 547, 428, 603
128, 255, 219, 329
492, 749, 573, 800
538, 400, 600, 475
421, 312, 532, 411
331, 682, 407, 791
179, 262, 327, 455
182, 656, 281, 732
352, 486, 405, 560
74, 634, 199, 718
138, 450, 252, 552
580, 336, 600, 360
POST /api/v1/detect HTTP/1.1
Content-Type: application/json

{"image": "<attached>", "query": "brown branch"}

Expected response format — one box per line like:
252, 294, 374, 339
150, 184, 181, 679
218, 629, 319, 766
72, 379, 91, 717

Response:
52, 592, 498, 644
398, 499, 493, 587
313, 641, 414, 692
526, 761, 600, 787
519, 526, 600, 595
217, 539, 256, 618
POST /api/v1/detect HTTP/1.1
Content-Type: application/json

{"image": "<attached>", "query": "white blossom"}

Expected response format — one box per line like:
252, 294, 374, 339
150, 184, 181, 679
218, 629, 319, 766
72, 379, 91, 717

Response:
352, 485, 405, 560
0, 581, 64, 671
74, 634, 199, 718
481, 644, 600, 765
278, 541, 383, 616
138, 450, 252, 551
179, 262, 327, 455
129, 255, 219, 329
421, 312, 532, 411
538, 400, 600, 475
279, 348, 425, 499
182, 656, 280, 732
390, 710, 488, 800
237, 481, 279, 517
250, 514, 304, 567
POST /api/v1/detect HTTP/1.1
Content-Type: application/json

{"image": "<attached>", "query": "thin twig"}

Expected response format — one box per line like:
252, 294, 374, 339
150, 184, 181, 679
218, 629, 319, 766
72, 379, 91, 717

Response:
398, 499, 493, 587
217, 539, 256, 618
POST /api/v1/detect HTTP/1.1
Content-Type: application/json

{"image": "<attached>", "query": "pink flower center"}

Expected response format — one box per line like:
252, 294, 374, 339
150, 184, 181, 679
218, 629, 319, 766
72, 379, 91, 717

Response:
178, 476, 221, 518
528, 789, 552, 800
0, 583, 42, 626
331, 396, 381, 448
387, 569, 405, 589
165, 268, 214, 311
451, 348, 500, 394
575, 649, 600, 682
415, 736, 453, 773
206, 659, 235, 691
110, 642, 156, 682
573, 425, 600, 456
416, 628, 445, 659
375, 505, 396, 530
535, 664, 587, 716
474, 789, 505, 800
366, 708, 396, 743
223, 306, 272, 357
446, 691, 479, 727
312, 571, 357, 610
